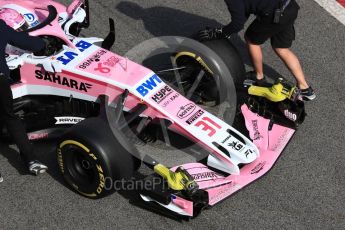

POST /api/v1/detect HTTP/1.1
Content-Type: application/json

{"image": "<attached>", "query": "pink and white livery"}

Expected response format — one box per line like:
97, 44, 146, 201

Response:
1, 0, 300, 219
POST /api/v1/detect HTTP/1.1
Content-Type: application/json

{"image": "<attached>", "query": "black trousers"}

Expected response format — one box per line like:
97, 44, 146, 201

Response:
0, 75, 35, 165
245, 0, 300, 49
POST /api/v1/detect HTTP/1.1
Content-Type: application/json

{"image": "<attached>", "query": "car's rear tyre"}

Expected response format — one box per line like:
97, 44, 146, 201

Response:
57, 117, 138, 198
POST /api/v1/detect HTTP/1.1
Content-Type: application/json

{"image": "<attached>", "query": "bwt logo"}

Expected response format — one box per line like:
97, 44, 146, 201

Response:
136, 75, 162, 97
57, 40, 92, 65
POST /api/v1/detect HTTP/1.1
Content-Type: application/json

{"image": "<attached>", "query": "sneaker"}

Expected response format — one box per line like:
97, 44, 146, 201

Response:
300, 87, 316, 101
28, 161, 48, 175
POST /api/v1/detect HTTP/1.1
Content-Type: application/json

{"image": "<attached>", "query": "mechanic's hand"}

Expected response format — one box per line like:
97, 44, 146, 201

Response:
197, 27, 229, 42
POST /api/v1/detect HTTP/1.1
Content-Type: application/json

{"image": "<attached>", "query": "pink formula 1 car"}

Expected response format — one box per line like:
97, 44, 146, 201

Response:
1, 0, 305, 219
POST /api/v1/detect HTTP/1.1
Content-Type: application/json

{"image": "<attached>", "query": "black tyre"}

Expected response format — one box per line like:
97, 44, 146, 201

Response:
57, 117, 138, 198
201, 39, 245, 86
172, 38, 245, 105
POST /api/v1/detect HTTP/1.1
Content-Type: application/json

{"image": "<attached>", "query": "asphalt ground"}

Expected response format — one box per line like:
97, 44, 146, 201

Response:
1, 0, 345, 229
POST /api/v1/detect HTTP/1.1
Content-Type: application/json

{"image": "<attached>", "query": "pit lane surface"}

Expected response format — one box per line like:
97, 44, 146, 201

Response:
0, 0, 344, 229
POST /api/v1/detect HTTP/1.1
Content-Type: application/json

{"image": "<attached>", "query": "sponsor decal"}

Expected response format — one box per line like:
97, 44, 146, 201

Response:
58, 12, 68, 24
31, 20, 40, 27
221, 135, 231, 144
191, 172, 219, 180
28, 132, 49, 140
23, 13, 39, 27
271, 129, 290, 152
103, 56, 127, 70
244, 149, 254, 158
136, 75, 163, 97
186, 110, 204, 125
177, 103, 196, 119
284, 110, 297, 121
35, 70, 92, 92
94, 63, 111, 73
78, 49, 107, 69
58, 16, 64, 23
210, 182, 241, 204
57, 40, 92, 65
228, 141, 244, 151
78, 53, 128, 75
55, 117, 85, 125
161, 92, 180, 107
251, 161, 266, 174
195, 117, 222, 137
24, 13, 35, 22
252, 120, 263, 140
96, 163, 106, 194
5, 53, 18, 63
151, 85, 173, 103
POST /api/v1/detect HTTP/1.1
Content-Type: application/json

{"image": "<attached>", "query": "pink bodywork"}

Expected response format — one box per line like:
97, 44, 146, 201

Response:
5, 1, 255, 172
4, 0, 159, 116
4, 0, 297, 216
170, 104, 294, 215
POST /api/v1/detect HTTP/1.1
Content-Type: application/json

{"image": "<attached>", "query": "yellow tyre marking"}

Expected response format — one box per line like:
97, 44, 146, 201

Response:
60, 140, 90, 152
58, 140, 105, 196
89, 153, 97, 161
59, 140, 98, 160
57, 148, 64, 173
175, 51, 197, 60
175, 51, 214, 75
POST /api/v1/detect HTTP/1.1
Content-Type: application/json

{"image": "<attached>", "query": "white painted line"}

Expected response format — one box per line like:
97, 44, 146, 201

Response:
314, 0, 345, 26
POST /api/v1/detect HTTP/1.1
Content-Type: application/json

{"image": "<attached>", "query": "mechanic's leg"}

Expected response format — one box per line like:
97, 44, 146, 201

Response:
244, 18, 272, 81
273, 48, 309, 89
245, 38, 265, 80
0, 77, 36, 165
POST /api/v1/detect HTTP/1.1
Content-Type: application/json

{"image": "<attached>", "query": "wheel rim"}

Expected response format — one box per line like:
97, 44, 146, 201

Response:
160, 54, 220, 106
65, 145, 98, 187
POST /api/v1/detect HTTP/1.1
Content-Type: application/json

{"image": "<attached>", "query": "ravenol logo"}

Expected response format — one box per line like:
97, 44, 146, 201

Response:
136, 75, 163, 97
57, 40, 92, 65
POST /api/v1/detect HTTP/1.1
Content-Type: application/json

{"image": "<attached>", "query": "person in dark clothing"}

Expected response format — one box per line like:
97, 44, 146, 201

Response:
0, 9, 48, 175
198, 0, 316, 101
